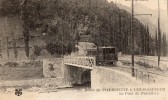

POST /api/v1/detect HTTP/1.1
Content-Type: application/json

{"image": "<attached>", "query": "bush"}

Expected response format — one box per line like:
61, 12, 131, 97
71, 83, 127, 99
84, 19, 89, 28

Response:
22, 61, 42, 68
4, 62, 19, 67
46, 43, 61, 55
29, 54, 36, 60
48, 63, 54, 71
136, 61, 153, 68
33, 45, 42, 57
46, 42, 75, 55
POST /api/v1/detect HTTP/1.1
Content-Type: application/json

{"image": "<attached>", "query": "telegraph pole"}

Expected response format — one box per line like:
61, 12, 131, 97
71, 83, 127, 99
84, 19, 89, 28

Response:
157, 0, 161, 68
61, 10, 64, 58
130, 0, 152, 76
131, 0, 135, 77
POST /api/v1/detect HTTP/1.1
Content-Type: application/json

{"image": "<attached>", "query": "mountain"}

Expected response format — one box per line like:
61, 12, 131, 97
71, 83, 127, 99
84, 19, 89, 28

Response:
0, 0, 158, 55
117, 3, 167, 37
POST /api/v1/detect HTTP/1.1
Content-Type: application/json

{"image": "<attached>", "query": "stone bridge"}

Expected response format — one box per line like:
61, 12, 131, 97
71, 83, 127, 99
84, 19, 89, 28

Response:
63, 56, 96, 85
43, 56, 168, 88
63, 56, 142, 87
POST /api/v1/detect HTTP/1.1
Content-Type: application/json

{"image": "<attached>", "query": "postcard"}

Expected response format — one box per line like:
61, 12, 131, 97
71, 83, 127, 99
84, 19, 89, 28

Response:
0, 0, 167, 100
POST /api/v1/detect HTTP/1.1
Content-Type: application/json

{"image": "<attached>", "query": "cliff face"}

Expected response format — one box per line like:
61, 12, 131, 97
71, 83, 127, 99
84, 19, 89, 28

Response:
0, 16, 23, 38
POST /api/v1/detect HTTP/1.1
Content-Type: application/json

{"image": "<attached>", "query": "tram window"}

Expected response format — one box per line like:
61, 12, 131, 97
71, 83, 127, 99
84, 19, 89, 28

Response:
109, 48, 115, 54
90, 51, 96, 55
89, 51, 91, 55
87, 51, 97, 56
104, 48, 115, 54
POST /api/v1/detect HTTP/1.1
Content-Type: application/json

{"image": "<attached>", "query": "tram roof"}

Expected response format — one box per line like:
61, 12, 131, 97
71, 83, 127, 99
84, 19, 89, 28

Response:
99, 46, 116, 49
86, 46, 116, 50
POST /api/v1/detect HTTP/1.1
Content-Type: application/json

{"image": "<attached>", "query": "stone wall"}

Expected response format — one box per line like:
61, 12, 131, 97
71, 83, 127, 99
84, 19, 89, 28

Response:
43, 58, 63, 78
134, 57, 168, 70
0, 60, 43, 80
43, 58, 91, 85
91, 67, 141, 89
64, 65, 89, 85
119, 55, 168, 70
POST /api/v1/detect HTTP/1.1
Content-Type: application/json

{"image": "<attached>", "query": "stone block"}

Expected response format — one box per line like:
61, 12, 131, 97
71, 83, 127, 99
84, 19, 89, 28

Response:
43, 58, 63, 78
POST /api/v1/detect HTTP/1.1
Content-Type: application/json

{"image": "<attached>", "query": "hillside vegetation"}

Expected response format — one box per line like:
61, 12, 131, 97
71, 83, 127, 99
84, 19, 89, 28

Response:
0, 0, 167, 56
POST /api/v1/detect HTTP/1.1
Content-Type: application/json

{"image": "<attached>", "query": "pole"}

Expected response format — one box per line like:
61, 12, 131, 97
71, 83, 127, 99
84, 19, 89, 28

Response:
131, 0, 135, 77
158, 0, 161, 68
61, 10, 63, 58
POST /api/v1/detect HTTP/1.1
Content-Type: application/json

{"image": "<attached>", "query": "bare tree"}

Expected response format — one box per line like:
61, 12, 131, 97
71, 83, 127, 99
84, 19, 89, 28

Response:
21, 0, 30, 57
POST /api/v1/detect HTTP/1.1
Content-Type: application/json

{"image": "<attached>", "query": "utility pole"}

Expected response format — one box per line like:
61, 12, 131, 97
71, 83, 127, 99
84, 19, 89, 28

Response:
130, 0, 152, 76
61, 10, 64, 58
158, 0, 161, 68
131, 0, 135, 77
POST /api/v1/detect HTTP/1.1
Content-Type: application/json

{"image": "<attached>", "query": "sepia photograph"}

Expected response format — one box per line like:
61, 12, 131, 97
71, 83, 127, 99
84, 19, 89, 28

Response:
0, 0, 167, 99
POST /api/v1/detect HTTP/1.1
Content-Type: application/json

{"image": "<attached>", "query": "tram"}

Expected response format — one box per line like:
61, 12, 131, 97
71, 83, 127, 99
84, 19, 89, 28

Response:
86, 46, 118, 66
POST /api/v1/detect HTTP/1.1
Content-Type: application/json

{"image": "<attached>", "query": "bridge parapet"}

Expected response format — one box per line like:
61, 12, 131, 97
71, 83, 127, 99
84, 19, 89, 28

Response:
64, 56, 96, 69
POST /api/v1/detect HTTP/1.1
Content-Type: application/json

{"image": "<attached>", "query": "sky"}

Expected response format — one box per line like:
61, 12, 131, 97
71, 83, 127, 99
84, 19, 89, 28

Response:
107, 0, 167, 10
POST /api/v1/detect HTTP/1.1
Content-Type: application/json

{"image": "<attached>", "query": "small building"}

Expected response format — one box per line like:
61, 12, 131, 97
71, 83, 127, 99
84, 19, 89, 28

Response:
72, 42, 96, 56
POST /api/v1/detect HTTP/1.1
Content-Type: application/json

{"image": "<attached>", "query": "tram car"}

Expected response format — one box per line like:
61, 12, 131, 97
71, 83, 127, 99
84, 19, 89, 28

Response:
86, 46, 118, 66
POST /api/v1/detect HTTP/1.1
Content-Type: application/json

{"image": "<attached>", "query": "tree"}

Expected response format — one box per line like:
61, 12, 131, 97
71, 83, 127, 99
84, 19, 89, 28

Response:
140, 25, 145, 55
11, 32, 18, 58
0, 0, 154, 57
0, 0, 20, 17
155, 30, 158, 56
21, 0, 45, 57
146, 25, 150, 55
162, 33, 167, 56
33, 45, 42, 57
20, 0, 29, 57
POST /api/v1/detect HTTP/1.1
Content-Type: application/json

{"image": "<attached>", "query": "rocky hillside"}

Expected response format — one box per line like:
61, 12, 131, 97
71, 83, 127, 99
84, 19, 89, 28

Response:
0, 0, 163, 56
